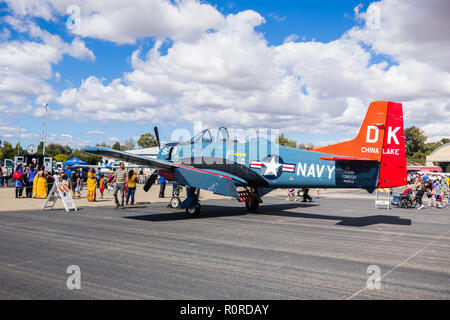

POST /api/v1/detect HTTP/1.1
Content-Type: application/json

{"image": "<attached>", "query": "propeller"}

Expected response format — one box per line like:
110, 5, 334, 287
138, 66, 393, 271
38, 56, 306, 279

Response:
154, 126, 161, 150
143, 126, 161, 192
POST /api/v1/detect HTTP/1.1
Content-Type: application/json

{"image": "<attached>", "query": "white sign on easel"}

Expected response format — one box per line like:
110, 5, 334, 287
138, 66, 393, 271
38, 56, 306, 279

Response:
41, 179, 77, 212
375, 188, 391, 210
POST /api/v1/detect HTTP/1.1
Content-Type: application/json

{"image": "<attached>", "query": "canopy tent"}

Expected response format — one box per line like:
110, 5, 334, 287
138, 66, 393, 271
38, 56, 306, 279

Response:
62, 157, 88, 166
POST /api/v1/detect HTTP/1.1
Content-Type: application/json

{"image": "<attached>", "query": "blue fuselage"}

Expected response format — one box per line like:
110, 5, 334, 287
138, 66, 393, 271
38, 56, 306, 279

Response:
157, 138, 380, 192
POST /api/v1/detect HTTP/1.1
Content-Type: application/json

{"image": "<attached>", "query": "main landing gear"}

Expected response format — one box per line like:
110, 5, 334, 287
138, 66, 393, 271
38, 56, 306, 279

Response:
239, 187, 261, 211
180, 187, 201, 216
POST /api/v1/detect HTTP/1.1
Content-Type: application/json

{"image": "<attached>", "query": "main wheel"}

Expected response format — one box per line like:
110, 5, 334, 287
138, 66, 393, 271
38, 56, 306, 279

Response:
186, 204, 201, 216
170, 197, 181, 208
245, 199, 259, 211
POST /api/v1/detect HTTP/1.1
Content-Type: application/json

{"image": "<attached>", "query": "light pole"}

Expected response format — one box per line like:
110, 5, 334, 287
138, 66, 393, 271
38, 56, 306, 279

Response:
17, 128, 21, 155
43, 103, 48, 155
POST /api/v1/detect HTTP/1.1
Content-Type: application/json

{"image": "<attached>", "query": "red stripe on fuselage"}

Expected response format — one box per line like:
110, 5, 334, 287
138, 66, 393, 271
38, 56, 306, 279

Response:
176, 164, 232, 179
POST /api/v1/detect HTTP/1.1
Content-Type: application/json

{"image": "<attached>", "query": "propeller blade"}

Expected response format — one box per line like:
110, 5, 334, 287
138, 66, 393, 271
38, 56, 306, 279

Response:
143, 171, 158, 192
154, 126, 161, 150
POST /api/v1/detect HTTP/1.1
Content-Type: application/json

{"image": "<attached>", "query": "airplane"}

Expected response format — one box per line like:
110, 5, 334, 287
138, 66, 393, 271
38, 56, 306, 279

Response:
83, 101, 407, 215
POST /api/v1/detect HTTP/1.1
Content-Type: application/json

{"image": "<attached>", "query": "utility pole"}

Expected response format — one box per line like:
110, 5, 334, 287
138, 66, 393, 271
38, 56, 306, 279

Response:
17, 128, 21, 155
43, 103, 48, 155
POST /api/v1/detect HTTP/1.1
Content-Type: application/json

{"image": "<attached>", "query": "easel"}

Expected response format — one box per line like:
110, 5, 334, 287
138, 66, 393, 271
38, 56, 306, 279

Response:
375, 188, 391, 210
41, 179, 77, 212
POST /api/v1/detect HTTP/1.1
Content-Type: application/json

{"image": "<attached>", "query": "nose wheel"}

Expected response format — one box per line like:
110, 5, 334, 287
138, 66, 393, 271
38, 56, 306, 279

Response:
169, 197, 181, 208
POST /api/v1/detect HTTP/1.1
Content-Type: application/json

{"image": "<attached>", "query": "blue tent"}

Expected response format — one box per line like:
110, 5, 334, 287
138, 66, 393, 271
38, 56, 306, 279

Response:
62, 157, 88, 166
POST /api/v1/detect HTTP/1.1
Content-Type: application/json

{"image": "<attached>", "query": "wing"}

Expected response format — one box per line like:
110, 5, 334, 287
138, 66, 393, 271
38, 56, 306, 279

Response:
83, 146, 172, 169
83, 146, 248, 199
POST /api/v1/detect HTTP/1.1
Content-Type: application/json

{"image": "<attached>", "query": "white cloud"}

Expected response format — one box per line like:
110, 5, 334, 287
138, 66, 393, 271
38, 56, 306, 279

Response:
422, 123, 450, 143
5, 0, 225, 44
87, 130, 104, 135
46, 133, 90, 147
0, 16, 94, 108
4, 0, 450, 143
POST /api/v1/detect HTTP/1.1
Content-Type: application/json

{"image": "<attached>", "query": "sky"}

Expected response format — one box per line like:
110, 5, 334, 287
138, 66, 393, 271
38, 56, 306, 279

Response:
0, 0, 449, 150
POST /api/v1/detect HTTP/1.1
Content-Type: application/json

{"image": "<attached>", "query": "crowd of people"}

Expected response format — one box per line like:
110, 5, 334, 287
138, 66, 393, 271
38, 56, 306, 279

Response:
11, 161, 145, 208
404, 172, 449, 209
10, 160, 450, 211
12, 162, 54, 199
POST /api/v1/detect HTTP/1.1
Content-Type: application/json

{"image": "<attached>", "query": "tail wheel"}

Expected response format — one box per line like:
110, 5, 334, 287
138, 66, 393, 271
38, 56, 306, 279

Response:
245, 199, 259, 211
186, 204, 201, 216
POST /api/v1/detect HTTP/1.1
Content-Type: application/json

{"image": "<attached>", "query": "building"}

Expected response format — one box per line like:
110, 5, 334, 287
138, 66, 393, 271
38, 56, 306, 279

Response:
99, 147, 159, 173
426, 142, 450, 170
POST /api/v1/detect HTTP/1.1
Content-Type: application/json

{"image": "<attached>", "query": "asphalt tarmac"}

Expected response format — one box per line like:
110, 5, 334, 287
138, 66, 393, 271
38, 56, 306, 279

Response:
0, 193, 449, 299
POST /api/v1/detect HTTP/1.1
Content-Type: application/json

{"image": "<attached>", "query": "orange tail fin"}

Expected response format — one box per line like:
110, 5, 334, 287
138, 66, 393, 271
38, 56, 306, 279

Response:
314, 101, 407, 187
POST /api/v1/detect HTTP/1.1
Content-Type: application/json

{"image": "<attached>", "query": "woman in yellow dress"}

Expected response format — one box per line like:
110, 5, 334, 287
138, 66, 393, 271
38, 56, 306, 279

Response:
35, 171, 48, 199
87, 168, 97, 202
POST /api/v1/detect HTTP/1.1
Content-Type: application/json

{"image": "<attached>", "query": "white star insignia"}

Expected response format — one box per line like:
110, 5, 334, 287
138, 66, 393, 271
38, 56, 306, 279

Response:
263, 156, 282, 176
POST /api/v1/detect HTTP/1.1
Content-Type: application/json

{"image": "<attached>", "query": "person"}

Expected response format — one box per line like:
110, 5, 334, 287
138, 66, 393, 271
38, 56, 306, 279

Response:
46, 172, 54, 195
35, 171, 48, 199
434, 179, 446, 208
112, 162, 127, 209
126, 170, 137, 205
60, 169, 68, 181
32, 165, 41, 198
286, 188, 297, 201
414, 179, 425, 210
14, 164, 24, 198
76, 172, 82, 198
70, 170, 78, 198
87, 168, 97, 202
26, 165, 37, 198
159, 175, 166, 198
301, 188, 313, 202
0, 166, 3, 187
99, 173, 105, 199
442, 176, 449, 205
64, 166, 72, 180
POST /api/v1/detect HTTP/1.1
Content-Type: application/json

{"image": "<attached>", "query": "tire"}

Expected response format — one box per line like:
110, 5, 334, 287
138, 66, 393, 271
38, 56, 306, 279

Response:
186, 204, 201, 216
245, 199, 259, 211
170, 197, 181, 208
405, 198, 413, 208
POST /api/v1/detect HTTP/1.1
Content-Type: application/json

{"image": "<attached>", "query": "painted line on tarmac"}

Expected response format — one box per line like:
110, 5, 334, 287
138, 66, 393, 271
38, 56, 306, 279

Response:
347, 228, 450, 300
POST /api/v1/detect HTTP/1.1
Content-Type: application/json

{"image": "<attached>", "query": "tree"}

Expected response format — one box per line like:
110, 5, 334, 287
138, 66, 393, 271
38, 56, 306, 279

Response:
277, 134, 297, 148
72, 149, 102, 165
37, 141, 44, 154
137, 133, 158, 149
14, 142, 22, 156
96, 142, 111, 148
0, 141, 15, 160
121, 138, 135, 151
45, 143, 72, 157
405, 126, 427, 158
54, 154, 70, 162
112, 141, 121, 150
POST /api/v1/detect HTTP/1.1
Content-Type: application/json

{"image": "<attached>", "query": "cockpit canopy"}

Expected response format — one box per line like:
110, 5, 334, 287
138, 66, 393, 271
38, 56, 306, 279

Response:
191, 127, 237, 143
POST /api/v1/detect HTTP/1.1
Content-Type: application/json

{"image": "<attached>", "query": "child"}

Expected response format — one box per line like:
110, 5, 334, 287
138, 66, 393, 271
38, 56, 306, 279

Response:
76, 174, 82, 198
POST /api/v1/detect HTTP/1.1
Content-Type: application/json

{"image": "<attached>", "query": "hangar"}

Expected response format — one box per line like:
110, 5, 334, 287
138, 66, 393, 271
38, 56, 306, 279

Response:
426, 143, 450, 170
